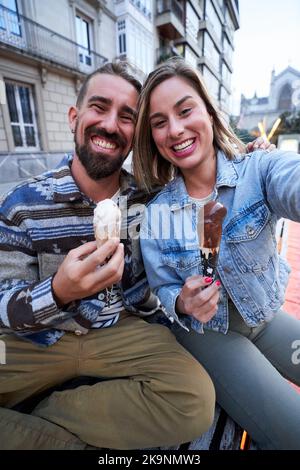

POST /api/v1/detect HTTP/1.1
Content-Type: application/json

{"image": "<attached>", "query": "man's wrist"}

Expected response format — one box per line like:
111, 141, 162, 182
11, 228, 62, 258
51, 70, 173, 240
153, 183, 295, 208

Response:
175, 294, 186, 315
51, 273, 68, 308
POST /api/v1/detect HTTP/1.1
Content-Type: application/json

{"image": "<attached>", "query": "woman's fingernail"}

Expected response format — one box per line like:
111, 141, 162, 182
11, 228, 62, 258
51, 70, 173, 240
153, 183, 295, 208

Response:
205, 277, 213, 283
216, 280, 221, 286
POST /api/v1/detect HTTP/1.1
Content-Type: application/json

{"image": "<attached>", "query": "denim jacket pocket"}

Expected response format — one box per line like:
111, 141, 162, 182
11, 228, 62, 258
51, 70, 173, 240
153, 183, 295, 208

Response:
161, 246, 201, 272
225, 201, 273, 273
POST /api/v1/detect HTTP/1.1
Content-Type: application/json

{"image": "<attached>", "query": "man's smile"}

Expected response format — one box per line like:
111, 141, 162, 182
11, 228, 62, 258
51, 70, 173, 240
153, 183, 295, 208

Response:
91, 136, 118, 150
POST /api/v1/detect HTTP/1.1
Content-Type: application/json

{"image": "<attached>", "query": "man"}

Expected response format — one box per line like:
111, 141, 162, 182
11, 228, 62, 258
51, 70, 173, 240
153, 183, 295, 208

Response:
0, 62, 216, 450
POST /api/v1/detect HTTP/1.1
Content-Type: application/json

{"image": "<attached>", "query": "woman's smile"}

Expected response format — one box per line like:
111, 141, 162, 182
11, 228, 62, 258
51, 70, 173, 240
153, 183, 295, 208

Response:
171, 138, 197, 158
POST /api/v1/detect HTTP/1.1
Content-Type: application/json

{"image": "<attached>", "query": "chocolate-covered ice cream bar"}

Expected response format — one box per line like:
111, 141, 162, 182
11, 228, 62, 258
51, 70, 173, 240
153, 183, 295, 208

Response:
197, 201, 227, 278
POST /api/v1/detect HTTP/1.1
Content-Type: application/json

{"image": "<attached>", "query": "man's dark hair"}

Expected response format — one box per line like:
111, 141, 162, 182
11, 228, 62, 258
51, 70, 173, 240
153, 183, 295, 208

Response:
76, 60, 142, 108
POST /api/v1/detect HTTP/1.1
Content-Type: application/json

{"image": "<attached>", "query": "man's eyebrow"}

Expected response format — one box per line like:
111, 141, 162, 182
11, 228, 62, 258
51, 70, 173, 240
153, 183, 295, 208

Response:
87, 95, 112, 105
120, 104, 136, 118
87, 96, 136, 119
149, 95, 193, 120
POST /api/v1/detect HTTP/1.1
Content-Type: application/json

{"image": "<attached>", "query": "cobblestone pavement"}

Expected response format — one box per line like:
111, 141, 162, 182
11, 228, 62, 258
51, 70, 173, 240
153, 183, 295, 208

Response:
283, 220, 300, 393
283, 221, 300, 320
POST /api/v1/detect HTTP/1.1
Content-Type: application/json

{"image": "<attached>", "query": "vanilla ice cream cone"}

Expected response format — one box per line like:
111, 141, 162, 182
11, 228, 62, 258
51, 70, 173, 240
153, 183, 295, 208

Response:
93, 199, 121, 248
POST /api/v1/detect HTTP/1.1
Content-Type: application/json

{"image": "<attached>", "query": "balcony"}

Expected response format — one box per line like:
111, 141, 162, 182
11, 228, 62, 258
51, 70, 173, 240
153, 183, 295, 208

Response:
129, 0, 152, 20
199, 20, 222, 52
221, 51, 233, 73
226, 0, 240, 30
156, 44, 183, 65
156, 0, 185, 40
198, 55, 221, 82
0, 5, 107, 75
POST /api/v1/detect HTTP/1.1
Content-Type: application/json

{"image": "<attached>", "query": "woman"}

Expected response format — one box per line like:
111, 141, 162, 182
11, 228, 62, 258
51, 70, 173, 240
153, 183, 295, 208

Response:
133, 58, 300, 449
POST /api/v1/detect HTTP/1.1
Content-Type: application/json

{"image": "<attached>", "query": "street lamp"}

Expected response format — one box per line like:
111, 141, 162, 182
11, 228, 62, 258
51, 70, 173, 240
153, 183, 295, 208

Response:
257, 117, 281, 141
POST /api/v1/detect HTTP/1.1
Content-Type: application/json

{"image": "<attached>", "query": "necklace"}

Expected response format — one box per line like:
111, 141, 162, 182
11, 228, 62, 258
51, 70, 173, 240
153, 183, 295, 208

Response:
98, 286, 115, 308
111, 188, 120, 201
105, 190, 120, 308
105, 285, 115, 308
99, 190, 120, 309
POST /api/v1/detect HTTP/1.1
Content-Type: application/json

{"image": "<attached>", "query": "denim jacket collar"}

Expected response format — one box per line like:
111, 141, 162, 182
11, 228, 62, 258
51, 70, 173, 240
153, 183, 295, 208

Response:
169, 151, 239, 211
215, 150, 239, 189
169, 176, 192, 211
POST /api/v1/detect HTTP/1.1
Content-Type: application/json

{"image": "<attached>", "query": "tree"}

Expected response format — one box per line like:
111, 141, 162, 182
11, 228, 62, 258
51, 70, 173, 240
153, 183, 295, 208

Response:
277, 111, 300, 135
229, 116, 256, 144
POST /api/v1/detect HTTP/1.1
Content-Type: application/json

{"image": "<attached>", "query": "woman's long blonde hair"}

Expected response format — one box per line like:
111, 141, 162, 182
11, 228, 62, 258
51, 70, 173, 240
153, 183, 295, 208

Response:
133, 58, 245, 191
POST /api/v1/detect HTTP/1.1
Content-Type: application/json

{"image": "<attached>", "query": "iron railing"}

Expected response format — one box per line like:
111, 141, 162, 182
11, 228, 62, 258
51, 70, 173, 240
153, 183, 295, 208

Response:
0, 4, 107, 73
156, 45, 182, 64
156, 0, 184, 23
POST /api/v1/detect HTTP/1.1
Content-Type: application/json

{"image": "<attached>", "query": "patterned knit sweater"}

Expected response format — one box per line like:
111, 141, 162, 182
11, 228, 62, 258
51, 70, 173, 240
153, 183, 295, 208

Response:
0, 155, 159, 346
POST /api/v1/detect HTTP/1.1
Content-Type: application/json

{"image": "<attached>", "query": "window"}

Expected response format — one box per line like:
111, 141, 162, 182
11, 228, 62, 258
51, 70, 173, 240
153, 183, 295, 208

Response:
0, 0, 20, 35
5, 81, 39, 150
75, 13, 92, 68
222, 62, 231, 87
117, 20, 126, 55
156, 0, 165, 14
206, 1, 222, 43
203, 67, 219, 101
204, 32, 220, 72
224, 9, 235, 45
220, 86, 229, 109
185, 46, 197, 68
278, 84, 292, 111
127, 18, 153, 74
223, 36, 233, 64
217, 0, 224, 10
0, 0, 25, 48
186, 3, 199, 42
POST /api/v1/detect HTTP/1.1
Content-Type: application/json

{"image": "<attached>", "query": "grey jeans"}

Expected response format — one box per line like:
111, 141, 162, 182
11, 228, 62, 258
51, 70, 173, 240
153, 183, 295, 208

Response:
173, 303, 300, 450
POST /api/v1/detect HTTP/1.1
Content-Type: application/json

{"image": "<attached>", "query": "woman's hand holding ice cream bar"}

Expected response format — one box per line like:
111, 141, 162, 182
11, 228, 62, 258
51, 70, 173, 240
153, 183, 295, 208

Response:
176, 200, 227, 323
198, 201, 227, 278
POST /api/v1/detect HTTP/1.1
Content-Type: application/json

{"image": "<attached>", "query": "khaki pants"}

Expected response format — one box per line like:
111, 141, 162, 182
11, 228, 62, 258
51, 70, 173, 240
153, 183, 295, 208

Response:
0, 313, 215, 449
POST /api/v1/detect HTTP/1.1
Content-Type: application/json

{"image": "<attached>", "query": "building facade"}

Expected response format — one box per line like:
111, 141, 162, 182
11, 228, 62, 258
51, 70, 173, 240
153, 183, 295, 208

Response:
238, 66, 300, 132
154, 0, 239, 116
0, 0, 114, 193
115, 0, 153, 76
0, 0, 239, 193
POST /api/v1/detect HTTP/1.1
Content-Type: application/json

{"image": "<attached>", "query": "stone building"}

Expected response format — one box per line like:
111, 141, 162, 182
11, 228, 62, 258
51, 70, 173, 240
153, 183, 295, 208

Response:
0, 0, 240, 193
238, 66, 300, 133
0, 0, 113, 193
154, 0, 239, 116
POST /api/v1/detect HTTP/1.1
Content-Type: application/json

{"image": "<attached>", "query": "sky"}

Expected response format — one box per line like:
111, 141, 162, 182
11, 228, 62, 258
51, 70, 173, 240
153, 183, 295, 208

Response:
231, 0, 300, 114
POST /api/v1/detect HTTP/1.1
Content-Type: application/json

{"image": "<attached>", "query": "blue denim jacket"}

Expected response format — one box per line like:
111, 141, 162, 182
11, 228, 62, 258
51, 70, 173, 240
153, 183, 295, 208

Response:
140, 150, 300, 334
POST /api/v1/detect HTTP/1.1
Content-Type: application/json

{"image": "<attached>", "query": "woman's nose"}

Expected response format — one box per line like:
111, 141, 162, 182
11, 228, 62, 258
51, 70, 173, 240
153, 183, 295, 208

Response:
168, 117, 184, 138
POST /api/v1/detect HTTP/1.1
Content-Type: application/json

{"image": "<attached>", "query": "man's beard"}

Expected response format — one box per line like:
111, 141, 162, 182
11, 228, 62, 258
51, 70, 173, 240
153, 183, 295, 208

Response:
74, 125, 127, 181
